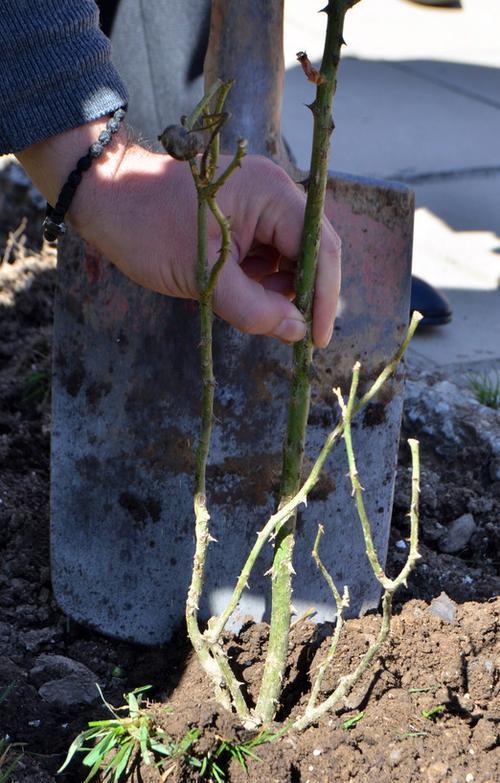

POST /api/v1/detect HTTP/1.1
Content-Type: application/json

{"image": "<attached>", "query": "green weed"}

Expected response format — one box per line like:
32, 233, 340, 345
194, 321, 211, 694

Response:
468, 370, 500, 410
192, 729, 278, 781
58, 685, 170, 782
421, 704, 446, 720
21, 370, 50, 405
60, 685, 278, 782
0, 685, 23, 783
342, 712, 365, 730
408, 684, 440, 694
0, 738, 23, 783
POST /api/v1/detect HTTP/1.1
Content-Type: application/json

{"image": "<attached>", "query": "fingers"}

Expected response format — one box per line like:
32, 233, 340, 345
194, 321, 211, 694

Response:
240, 247, 295, 299
255, 173, 341, 348
214, 156, 342, 347
211, 252, 306, 343
312, 218, 341, 348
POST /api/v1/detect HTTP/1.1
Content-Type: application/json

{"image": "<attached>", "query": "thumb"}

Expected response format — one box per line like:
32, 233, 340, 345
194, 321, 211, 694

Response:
212, 256, 306, 342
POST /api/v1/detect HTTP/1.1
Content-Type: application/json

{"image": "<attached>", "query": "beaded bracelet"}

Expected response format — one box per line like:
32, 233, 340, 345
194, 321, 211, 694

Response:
42, 106, 127, 243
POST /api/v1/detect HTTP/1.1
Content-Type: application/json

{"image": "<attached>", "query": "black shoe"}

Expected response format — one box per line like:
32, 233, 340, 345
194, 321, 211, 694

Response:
411, 276, 452, 326
405, 0, 462, 7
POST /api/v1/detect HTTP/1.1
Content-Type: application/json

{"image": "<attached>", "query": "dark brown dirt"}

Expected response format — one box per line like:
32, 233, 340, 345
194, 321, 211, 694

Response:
0, 164, 498, 783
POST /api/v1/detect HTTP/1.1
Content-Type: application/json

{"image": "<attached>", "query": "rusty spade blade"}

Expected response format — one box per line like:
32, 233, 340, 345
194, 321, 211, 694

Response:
51, 0, 413, 643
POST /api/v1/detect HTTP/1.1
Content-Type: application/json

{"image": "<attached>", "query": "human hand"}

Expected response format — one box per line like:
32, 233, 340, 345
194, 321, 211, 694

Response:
17, 121, 341, 347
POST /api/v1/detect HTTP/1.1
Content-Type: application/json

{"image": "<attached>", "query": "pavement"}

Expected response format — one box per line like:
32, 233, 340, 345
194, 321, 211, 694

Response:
282, 0, 500, 379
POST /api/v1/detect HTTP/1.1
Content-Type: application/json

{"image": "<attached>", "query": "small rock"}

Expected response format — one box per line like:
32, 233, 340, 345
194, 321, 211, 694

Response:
465, 774, 474, 783
426, 761, 449, 783
0, 621, 16, 655
439, 513, 476, 554
312, 748, 322, 756
395, 539, 407, 550
428, 592, 457, 624
30, 654, 97, 687
38, 677, 100, 709
20, 627, 56, 652
389, 749, 402, 766
30, 654, 101, 709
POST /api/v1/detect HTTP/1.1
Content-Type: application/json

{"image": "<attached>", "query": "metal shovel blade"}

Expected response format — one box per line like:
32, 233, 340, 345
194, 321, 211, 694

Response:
50, 0, 413, 644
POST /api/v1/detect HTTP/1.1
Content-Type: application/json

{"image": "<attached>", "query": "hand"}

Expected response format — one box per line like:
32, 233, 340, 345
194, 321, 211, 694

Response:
17, 121, 341, 347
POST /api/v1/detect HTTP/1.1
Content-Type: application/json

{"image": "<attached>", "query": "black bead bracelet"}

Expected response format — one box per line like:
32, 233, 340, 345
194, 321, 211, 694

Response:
42, 106, 127, 243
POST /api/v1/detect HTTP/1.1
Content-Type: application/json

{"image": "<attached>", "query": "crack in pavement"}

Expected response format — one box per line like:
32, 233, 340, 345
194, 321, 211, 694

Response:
385, 60, 500, 112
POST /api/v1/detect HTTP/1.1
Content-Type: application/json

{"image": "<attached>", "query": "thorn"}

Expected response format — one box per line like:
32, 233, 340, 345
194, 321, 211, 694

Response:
340, 35, 347, 46
263, 567, 273, 577
207, 535, 218, 543
305, 100, 318, 115
288, 562, 297, 576
302, 497, 308, 508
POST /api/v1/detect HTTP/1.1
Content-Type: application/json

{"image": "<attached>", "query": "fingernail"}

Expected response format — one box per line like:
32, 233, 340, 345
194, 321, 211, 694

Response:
273, 317, 306, 343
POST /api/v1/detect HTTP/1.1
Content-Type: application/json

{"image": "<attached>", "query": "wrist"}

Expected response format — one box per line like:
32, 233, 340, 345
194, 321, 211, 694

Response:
16, 114, 129, 235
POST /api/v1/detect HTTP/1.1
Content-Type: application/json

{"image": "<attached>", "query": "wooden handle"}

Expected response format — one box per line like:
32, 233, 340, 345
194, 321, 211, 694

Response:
204, 0, 288, 165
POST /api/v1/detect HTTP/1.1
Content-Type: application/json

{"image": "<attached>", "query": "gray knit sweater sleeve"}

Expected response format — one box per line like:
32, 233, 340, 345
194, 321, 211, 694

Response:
0, 0, 128, 153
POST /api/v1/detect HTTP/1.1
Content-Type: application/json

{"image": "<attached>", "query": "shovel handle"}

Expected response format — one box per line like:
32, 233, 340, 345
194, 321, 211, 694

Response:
204, 0, 288, 165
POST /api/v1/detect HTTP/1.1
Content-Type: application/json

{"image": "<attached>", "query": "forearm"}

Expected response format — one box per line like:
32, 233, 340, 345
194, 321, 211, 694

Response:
0, 0, 127, 154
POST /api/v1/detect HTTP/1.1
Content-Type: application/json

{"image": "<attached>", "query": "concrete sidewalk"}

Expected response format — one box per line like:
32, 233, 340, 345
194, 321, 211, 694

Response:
282, 0, 500, 377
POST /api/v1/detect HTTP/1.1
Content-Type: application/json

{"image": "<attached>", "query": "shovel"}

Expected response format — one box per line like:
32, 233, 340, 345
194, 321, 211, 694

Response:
51, 0, 413, 644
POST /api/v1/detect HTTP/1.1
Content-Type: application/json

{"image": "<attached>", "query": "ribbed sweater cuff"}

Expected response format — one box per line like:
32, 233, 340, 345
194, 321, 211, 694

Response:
0, 0, 129, 154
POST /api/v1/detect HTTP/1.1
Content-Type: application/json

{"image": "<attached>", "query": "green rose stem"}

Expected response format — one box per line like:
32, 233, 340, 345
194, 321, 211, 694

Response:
183, 83, 250, 718
255, 0, 361, 725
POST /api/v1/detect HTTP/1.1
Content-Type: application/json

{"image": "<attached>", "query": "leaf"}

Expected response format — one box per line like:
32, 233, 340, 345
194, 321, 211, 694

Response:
211, 761, 226, 783
240, 746, 261, 762
342, 711, 365, 730
82, 732, 117, 767
139, 722, 152, 766
421, 704, 446, 720
57, 732, 88, 773
150, 741, 174, 756
82, 756, 105, 783
0, 682, 16, 705
408, 685, 440, 694
128, 692, 139, 715
96, 683, 121, 719
107, 740, 134, 778
177, 728, 201, 755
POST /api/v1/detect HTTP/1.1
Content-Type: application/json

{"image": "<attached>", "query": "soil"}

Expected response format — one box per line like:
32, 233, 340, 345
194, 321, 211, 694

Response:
0, 162, 499, 783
